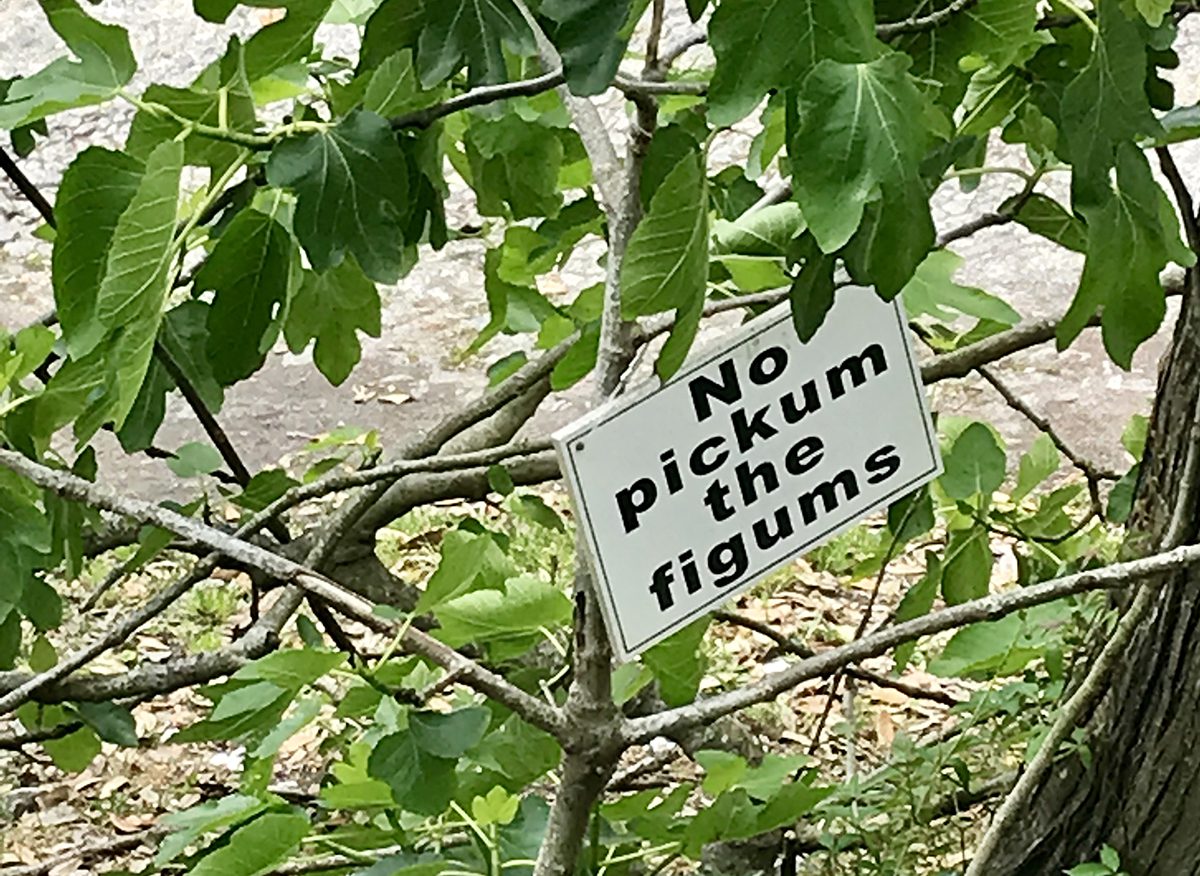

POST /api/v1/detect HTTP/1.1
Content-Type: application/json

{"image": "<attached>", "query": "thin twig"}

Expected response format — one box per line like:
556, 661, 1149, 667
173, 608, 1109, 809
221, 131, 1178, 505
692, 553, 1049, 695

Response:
659, 28, 706, 68
0, 827, 167, 876
390, 70, 565, 129
976, 364, 1119, 506
0, 144, 55, 226
0, 447, 568, 738
1157, 145, 1200, 257
713, 611, 960, 706
623, 536, 1200, 744
876, 0, 981, 38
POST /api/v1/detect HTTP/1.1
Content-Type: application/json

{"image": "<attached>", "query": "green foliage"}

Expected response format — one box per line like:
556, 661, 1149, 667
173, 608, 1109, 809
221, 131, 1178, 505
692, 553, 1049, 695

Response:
1, 0, 1194, 871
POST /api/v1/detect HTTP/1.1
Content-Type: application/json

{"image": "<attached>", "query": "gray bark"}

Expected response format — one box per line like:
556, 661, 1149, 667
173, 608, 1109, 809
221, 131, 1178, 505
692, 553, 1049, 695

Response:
987, 276, 1200, 874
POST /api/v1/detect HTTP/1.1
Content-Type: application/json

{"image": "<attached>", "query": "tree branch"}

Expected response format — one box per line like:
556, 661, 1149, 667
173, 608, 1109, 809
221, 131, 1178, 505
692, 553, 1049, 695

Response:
1157, 145, 1200, 254
712, 611, 960, 706
0, 144, 54, 226
0, 827, 166, 876
876, 0, 981, 38
0, 447, 568, 739
390, 71, 566, 130
623, 538, 1200, 744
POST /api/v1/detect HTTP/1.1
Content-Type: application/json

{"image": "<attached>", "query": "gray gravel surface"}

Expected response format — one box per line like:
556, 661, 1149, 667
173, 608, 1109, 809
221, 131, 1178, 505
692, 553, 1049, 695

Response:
1, 1, 1198, 499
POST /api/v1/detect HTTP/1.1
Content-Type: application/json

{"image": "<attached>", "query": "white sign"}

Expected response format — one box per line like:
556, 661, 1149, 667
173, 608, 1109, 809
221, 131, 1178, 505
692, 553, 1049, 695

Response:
553, 286, 943, 661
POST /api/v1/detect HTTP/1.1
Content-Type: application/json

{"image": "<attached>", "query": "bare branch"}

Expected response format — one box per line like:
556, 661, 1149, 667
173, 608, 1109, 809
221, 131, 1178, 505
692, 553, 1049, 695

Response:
712, 611, 960, 706
0, 144, 54, 227
390, 70, 566, 130
1157, 145, 1200, 253
0, 827, 166, 876
614, 75, 707, 97
877, 0, 981, 38
659, 28, 706, 68
0, 448, 568, 738
623, 538, 1200, 744
936, 211, 1012, 248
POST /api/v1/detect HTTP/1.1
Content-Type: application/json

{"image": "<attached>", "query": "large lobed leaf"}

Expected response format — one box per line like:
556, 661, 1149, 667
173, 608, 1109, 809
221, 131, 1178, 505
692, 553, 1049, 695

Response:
266, 109, 410, 283
707, 0, 878, 126
0, 0, 136, 129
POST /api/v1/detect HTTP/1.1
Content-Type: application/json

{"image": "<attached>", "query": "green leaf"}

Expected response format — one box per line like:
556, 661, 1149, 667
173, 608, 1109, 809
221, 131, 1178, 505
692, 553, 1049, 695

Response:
487, 465, 516, 496
126, 48, 257, 175
788, 236, 836, 342
418, 529, 515, 612
59, 142, 181, 438
894, 555, 940, 672
248, 695, 323, 759
715, 256, 790, 292
465, 114, 565, 220
474, 716, 562, 785
284, 259, 382, 386
620, 152, 708, 379
789, 53, 934, 257
472, 786, 521, 826
267, 109, 410, 283
941, 526, 993, 605
189, 812, 310, 876
73, 701, 138, 746
0, 0, 136, 129
488, 352, 528, 385
157, 795, 268, 866
435, 575, 572, 647
363, 50, 434, 117
211, 681, 288, 722
467, 248, 560, 355
887, 486, 935, 544
167, 442, 224, 478
414, 0, 534, 87
233, 469, 300, 511
42, 726, 100, 773
1061, 0, 1161, 205
51, 147, 143, 359
1013, 434, 1061, 502
160, 302, 225, 408
194, 209, 293, 384
244, 0, 334, 83
116, 358, 172, 453
94, 139, 181, 332
901, 250, 1020, 326
233, 648, 347, 689
888, 0, 1039, 110
1007, 193, 1088, 253
510, 494, 565, 531
696, 750, 747, 796
1057, 144, 1177, 368
754, 781, 832, 833
409, 707, 490, 757
928, 609, 1053, 678
541, 0, 631, 96
368, 730, 456, 814
643, 616, 710, 707
940, 422, 1005, 499
712, 203, 805, 257
550, 320, 599, 390
707, 0, 878, 126
1100, 844, 1122, 870
1107, 464, 1139, 523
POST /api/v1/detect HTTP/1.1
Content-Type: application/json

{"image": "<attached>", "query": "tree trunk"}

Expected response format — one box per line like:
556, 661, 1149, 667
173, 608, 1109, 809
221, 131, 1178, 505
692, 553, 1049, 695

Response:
988, 276, 1200, 875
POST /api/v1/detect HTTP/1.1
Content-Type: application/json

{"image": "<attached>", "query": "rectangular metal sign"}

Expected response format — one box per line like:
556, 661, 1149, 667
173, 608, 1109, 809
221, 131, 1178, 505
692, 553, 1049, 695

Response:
552, 286, 943, 661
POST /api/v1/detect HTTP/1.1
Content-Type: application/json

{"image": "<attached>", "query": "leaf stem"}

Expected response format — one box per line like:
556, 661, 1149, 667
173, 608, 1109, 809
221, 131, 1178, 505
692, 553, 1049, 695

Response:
943, 165, 1036, 183
120, 90, 276, 149
1057, 0, 1100, 34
